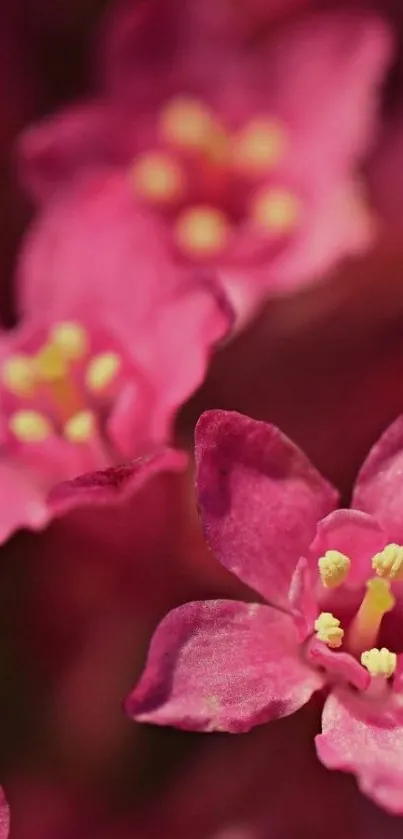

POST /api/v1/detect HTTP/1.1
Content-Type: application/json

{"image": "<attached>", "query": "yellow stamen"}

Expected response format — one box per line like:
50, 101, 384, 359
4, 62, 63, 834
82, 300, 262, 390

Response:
9, 410, 52, 443
372, 543, 403, 582
50, 322, 88, 361
361, 647, 397, 679
1, 355, 36, 397
131, 152, 185, 204
63, 410, 96, 443
159, 96, 218, 152
34, 342, 68, 381
231, 118, 286, 174
250, 187, 301, 233
34, 341, 82, 419
318, 549, 351, 589
85, 352, 121, 393
174, 205, 230, 258
314, 612, 344, 649
348, 577, 395, 655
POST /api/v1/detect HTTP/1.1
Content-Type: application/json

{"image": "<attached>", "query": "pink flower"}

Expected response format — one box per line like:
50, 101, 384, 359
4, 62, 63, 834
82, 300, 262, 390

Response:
0, 195, 230, 544
128, 409, 403, 813
17, 6, 392, 320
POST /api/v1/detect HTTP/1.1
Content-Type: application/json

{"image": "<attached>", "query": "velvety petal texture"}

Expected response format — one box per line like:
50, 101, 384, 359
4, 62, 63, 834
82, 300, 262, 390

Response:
126, 600, 323, 732
309, 508, 388, 588
353, 415, 403, 544
195, 410, 338, 607
317, 688, 403, 814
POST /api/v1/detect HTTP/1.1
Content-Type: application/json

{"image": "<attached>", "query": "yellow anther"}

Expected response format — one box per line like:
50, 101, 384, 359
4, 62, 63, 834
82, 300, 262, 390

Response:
63, 410, 96, 443
9, 410, 52, 443
50, 322, 88, 361
174, 205, 230, 258
318, 549, 351, 589
159, 96, 218, 152
34, 342, 67, 381
348, 577, 395, 655
131, 152, 185, 204
372, 543, 403, 582
85, 352, 121, 393
314, 612, 344, 649
1, 355, 36, 396
361, 647, 397, 679
250, 187, 301, 233
231, 118, 286, 174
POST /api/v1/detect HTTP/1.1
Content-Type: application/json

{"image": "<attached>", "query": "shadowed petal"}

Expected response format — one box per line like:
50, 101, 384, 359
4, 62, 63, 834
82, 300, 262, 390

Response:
317, 687, 403, 814
126, 599, 323, 733
195, 410, 337, 607
353, 415, 403, 544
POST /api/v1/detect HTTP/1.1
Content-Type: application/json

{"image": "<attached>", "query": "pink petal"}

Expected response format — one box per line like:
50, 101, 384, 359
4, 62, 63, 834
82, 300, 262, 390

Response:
126, 599, 323, 732
195, 410, 338, 607
49, 447, 187, 516
317, 687, 403, 814
353, 415, 403, 544
262, 11, 393, 179
309, 508, 388, 588
0, 460, 51, 545
18, 101, 130, 204
307, 640, 370, 692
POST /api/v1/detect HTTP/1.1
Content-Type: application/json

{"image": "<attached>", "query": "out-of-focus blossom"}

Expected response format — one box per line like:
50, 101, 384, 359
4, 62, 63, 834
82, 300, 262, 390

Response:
17, 6, 391, 320
180, 234, 403, 494
0, 790, 9, 839
129, 409, 403, 813
0, 199, 230, 544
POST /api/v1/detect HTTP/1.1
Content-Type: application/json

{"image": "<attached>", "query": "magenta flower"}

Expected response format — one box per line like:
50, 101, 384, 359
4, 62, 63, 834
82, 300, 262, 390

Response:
128, 409, 403, 813
0, 204, 230, 544
17, 5, 392, 320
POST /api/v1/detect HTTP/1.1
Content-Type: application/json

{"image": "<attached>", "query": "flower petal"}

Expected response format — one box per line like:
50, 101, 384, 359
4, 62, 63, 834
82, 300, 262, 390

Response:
316, 687, 403, 814
0, 460, 50, 545
309, 508, 387, 588
353, 415, 403, 544
127, 599, 323, 733
195, 410, 338, 607
17, 102, 130, 204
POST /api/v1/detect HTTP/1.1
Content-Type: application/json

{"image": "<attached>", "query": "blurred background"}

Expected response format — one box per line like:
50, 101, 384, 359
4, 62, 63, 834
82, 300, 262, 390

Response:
2, 1, 403, 837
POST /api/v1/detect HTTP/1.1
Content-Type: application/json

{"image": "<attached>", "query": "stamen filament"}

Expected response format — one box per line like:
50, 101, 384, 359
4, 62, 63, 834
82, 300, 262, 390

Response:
348, 577, 395, 655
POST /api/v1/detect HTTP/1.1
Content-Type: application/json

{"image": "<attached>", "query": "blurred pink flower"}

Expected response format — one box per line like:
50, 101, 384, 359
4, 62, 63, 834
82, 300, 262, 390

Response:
128, 409, 403, 813
17, 6, 391, 320
0, 197, 230, 544
0, 790, 9, 839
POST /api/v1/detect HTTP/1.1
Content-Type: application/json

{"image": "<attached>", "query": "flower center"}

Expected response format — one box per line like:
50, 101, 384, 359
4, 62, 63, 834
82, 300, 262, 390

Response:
129, 94, 301, 260
1, 322, 123, 452
314, 544, 403, 684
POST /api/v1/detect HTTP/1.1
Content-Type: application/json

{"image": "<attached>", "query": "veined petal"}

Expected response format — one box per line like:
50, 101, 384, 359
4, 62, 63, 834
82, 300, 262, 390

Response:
317, 687, 403, 814
195, 410, 337, 607
126, 599, 323, 733
353, 415, 403, 545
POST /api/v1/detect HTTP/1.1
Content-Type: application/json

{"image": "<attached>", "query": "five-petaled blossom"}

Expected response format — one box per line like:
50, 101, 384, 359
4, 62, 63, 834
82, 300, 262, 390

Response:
17, 5, 391, 322
128, 409, 403, 814
0, 217, 231, 544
